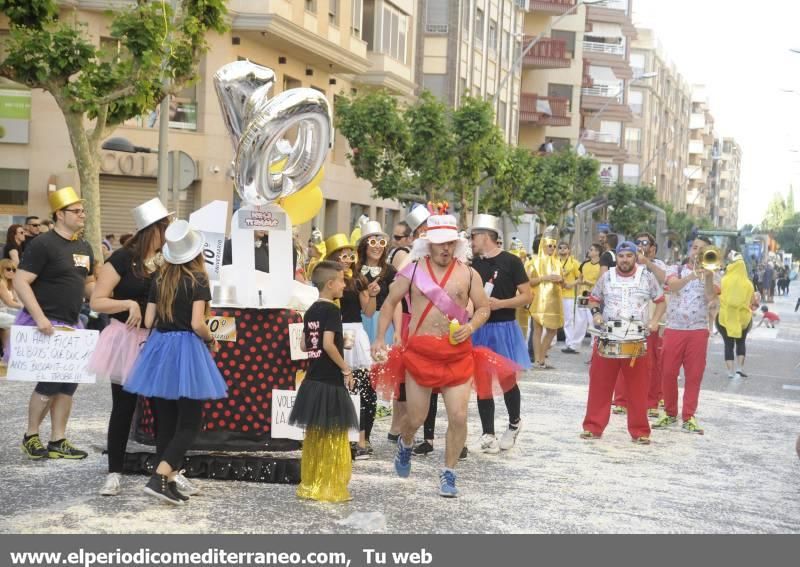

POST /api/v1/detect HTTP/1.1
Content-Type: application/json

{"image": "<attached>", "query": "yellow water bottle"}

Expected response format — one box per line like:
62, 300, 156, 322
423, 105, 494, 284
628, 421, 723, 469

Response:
448, 318, 461, 345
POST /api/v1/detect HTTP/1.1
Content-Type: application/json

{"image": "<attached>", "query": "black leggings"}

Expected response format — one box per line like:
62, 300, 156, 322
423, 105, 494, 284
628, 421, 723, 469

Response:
423, 393, 438, 440
152, 397, 204, 471
477, 385, 522, 436
352, 369, 376, 441
107, 383, 139, 473
715, 317, 751, 361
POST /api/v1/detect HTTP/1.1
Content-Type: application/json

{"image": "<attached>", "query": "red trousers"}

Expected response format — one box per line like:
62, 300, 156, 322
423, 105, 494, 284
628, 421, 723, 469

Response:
583, 343, 651, 439
612, 333, 662, 409
660, 328, 709, 421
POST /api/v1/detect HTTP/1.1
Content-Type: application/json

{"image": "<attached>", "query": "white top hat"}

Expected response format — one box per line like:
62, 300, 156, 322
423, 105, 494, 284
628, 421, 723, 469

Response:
132, 198, 174, 232
406, 205, 431, 233
470, 213, 502, 236
162, 220, 205, 264
358, 220, 387, 243
424, 214, 459, 244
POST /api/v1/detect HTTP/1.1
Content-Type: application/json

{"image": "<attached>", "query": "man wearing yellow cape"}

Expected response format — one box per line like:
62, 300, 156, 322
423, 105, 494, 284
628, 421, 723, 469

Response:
528, 227, 564, 369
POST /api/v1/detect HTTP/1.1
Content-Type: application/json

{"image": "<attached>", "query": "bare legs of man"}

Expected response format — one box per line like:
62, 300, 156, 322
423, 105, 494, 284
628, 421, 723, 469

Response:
395, 374, 471, 497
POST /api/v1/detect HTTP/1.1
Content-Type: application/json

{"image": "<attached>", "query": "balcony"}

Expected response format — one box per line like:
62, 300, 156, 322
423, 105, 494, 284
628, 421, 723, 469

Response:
688, 139, 704, 154
527, 0, 577, 14
519, 94, 571, 126
583, 40, 625, 56
522, 37, 571, 69
581, 84, 622, 98
583, 130, 619, 144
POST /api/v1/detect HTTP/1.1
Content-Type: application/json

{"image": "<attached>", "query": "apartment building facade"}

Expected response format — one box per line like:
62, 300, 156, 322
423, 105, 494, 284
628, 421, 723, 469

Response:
517, 0, 586, 152
685, 85, 719, 221
416, 0, 524, 142
717, 137, 741, 228
0, 0, 412, 239
629, 27, 691, 211
579, 0, 636, 187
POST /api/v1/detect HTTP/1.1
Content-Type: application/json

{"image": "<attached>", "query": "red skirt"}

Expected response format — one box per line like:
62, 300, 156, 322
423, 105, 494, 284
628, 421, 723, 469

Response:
372, 334, 519, 400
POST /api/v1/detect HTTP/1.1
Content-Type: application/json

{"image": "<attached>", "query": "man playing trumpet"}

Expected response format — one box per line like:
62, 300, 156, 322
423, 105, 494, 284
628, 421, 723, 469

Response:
653, 236, 721, 435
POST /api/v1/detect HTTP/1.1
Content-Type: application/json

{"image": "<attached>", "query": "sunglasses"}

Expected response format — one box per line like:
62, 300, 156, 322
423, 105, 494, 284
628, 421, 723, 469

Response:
63, 208, 87, 216
5, 268, 16, 272
392, 234, 409, 241
367, 237, 387, 248
338, 253, 356, 262
635, 240, 651, 246
28, 224, 40, 228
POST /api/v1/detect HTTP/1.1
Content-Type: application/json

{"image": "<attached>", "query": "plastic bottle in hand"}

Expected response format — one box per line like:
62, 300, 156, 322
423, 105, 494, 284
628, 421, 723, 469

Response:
449, 318, 461, 345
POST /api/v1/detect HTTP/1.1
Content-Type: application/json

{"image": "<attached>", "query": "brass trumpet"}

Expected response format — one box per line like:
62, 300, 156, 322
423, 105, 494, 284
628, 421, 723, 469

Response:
696, 245, 722, 274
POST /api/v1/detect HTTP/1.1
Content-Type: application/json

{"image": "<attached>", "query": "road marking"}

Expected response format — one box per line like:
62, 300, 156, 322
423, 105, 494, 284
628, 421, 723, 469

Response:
782, 385, 800, 391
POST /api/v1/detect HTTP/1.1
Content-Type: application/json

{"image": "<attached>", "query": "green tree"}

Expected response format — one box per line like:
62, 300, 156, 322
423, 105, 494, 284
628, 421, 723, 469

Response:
0, 0, 227, 258
481, 145, 535, 221
450, 96, 504, 225
775, 212, 800, 256
606, 182, 657, 238
403, 91, 456, 203
334, 90, 412, 200
762, 193, 788, 231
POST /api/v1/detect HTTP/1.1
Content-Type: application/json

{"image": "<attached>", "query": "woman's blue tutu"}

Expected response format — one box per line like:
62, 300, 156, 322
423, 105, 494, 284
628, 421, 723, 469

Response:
124, 331, 228, 400
361, 311, 394, 345
472, 320, 532, 370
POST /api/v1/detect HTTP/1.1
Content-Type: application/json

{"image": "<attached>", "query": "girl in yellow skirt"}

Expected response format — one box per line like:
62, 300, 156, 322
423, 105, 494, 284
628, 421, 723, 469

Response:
289, 260, 359, 502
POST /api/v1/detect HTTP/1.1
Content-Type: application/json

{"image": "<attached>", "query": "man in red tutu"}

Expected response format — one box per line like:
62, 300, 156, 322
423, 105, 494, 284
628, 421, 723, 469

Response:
372, 213, 517, 497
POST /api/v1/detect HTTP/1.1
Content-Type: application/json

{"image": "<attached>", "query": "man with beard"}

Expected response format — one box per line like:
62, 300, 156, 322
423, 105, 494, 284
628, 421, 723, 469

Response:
581, 241, 665, 444
372, 214, 516, 497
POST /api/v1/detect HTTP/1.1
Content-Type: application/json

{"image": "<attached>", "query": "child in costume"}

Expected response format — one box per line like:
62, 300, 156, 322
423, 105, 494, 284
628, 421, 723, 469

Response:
289, 260, 359, 502
124, 220, 227, 505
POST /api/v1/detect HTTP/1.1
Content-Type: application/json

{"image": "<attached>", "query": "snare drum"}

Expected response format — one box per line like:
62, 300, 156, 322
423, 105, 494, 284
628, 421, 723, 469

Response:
603, 319, 646, 341
596, 338, 647, 359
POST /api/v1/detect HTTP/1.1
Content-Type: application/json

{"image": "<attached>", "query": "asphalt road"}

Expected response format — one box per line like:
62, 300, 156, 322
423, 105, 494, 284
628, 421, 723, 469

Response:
1, 293, 798, 533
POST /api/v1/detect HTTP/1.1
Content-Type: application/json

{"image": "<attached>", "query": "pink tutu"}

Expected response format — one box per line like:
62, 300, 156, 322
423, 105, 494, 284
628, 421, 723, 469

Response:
88, 319, 150, 385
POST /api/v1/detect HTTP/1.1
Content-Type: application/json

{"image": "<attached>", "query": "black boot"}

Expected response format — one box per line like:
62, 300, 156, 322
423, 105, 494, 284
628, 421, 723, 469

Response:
143, 473, 184, 505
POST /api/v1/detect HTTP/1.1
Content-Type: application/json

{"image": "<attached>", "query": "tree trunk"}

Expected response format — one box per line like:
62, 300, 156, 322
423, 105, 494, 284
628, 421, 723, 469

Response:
61, 111, 103, 263
459, 189, 469, 229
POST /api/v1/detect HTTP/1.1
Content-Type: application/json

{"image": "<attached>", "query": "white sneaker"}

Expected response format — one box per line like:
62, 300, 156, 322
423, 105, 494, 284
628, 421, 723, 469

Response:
174, 471, 200, 496
479, 434, 500, 454
499, 422, 522, 451
99, 472, 121, 496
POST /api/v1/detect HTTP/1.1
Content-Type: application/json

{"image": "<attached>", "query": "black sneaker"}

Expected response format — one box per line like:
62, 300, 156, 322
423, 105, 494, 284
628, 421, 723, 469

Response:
21, 434, 49, 460
561, 347, 578, 354
459, 446, 468, 461
168, 481, 190, 501
412, 440, 434, 456
387, 433, 399, 442
354, 446, 371, 460
47, 439, 88, 460
143, 474, 184, 505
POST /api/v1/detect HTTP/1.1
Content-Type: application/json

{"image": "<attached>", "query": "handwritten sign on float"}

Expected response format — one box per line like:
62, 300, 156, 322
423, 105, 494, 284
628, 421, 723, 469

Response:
271, 389, 359, 442
6, 326, 99, 384
237, 207, 287, 231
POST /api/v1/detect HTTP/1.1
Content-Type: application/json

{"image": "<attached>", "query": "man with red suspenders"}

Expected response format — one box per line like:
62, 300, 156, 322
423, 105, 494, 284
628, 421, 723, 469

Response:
372, 214, 516, 497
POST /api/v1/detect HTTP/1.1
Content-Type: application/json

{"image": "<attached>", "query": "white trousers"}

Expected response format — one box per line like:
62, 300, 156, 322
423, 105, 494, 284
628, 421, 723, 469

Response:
563, 298, 590, 350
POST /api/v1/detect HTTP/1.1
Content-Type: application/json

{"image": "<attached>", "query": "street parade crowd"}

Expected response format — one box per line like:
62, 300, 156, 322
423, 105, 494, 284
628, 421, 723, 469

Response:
1, 187, 773, 505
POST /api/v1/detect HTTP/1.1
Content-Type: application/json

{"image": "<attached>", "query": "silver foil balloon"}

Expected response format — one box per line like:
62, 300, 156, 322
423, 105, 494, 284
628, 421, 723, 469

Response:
213, 61, 331, 206
213, 61, 275, 151
234, 88, 331, 204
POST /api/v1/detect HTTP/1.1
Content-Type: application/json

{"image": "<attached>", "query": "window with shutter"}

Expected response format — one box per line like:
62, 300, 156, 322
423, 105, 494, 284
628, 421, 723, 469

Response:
426, 0, 449, 33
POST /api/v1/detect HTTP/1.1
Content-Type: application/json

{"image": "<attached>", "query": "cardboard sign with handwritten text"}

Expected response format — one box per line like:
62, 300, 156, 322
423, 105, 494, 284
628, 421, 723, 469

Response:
270, 389, 359, 442
6, 326, 99, 384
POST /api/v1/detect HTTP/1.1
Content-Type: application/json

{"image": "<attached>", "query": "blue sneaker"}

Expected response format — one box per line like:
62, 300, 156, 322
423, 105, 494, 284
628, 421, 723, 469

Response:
439, 470, 458, 498
394, 438, 412, 478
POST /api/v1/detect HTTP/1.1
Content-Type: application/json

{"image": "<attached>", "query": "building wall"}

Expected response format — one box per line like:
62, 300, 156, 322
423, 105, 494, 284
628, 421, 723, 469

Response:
416, 0, 523, 143
0, 1, 409, 239
518, 3, 585, 151
630, 28, 691, 211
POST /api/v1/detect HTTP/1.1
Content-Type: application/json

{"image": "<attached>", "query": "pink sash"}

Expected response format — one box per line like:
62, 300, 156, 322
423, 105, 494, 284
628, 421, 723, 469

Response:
398, 260, 469, 325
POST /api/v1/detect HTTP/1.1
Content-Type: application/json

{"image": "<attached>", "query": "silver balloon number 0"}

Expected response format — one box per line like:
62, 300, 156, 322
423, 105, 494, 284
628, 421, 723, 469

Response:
213, 61, 332, 207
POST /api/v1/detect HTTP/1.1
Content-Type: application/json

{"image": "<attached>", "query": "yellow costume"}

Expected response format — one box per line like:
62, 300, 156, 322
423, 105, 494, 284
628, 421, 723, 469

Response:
528, 235, 564, 329
510, 248, 531, 338
560, 255, 581, 299
718, 259, 755, 338
296, 427, 352, 502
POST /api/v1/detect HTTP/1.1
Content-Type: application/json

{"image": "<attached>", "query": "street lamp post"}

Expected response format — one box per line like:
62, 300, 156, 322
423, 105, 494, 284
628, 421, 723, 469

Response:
474, 0, 605, 215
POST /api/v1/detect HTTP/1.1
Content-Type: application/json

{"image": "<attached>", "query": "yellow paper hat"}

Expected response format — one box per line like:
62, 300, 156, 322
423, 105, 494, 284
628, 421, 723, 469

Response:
323, 233, 353, 260
49, 186, 84, 213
